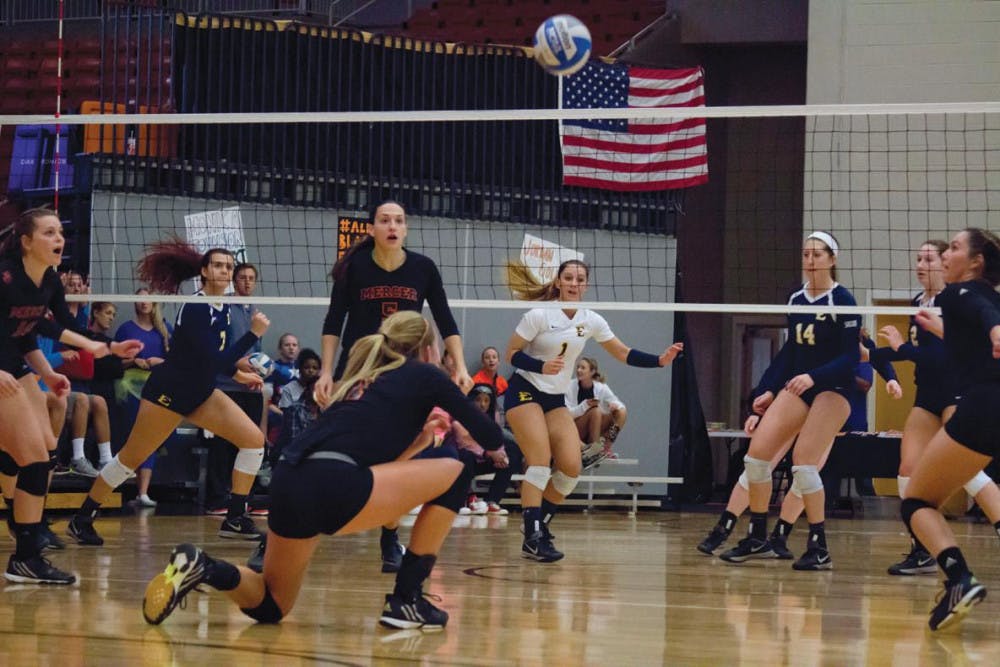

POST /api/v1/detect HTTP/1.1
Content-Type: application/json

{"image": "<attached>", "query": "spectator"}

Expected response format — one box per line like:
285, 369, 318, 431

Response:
64, 271, 90, 331
566, 357, 627, 466
272, 354, 322, 465
471, 346, 508, 399
277, 348, 320, 410
272, 333, 300, 394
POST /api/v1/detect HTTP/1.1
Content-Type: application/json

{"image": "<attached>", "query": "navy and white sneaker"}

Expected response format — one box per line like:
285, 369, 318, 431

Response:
696, 526, 730, 555
928, 574, 986, 631
522, 530, 564, 562
719, 537, 775, 563
143, 543, 208, 625
379, 590, 449, 630
792, 547, 833, 571
218, 515, 262, 540
888, 548, 937, 576
770, 535, 794, 560
67, 516, 104, 546
5, 554, 76, 585
247, 536, 266, 574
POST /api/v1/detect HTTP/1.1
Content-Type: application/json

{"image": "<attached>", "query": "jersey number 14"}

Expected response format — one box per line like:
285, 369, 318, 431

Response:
795, 322, 816, 346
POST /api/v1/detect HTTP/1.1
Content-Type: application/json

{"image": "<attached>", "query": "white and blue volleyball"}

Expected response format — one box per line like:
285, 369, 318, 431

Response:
247, 352, 274, 378
533, 14, 591, 76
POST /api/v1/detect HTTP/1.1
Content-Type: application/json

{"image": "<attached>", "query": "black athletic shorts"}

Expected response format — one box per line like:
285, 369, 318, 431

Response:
505, 372, 566, 413
141, 364, 215, 415
267, 458, 374, 539
794, 384, 851, 408
912, 384, 954, 417
944, 382, 1000, 458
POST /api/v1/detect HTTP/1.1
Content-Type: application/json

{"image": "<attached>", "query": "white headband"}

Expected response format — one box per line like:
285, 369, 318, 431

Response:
806, 231, 839, 256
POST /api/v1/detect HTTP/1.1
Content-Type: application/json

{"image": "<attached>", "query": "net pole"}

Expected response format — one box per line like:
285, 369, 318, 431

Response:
53, 0, 66, 210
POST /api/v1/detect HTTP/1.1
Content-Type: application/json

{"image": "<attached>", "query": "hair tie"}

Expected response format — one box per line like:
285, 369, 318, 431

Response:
806, 231, 839, 256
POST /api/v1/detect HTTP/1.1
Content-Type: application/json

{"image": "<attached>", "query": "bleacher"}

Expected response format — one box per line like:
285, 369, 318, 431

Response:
398, 0, 665, 55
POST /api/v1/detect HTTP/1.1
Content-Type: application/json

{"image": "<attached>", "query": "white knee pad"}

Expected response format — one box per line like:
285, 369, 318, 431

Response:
523, 465, 551, 492
551, 470, 579, 496
743, 456, 771, 485
738, 470, 750, 490
789, 477, 803, 498
897, 475, 910, 498
791, 465, 823, 495
234, 447, 265, 476
99, 455, 135, 489
963, 471, 993, 497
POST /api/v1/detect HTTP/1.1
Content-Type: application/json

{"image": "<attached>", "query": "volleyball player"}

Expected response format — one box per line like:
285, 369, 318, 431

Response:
504, 259, 683, 562
869, 240, 1000, 576
67, 240, 270, 546
719, 232, 859, 571
313, 199, 473, 570
900, 228, 1000, 630
142, 311, 503, 629
0, 209, 141, 583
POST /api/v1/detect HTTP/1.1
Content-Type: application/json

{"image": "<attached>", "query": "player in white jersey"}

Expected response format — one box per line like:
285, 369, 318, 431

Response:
503, 259, 683, 562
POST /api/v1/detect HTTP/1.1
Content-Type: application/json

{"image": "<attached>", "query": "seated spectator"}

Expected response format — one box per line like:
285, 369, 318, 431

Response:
471, 346, 508, 399
567, 357, 627, 468
277, 348, 321, 410
450, 383, 523, 515
272, 361, 321, 465
272, 333, 300, 394
64, 270, 90, 331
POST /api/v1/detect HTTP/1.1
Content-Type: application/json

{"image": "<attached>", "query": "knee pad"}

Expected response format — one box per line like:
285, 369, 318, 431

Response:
234, 447, 265, 476
789, 477, 803, 498
963, 470, 993, 497
551, 470, 579, 496
742, 456, 771, 485
791, 465, 823, 495
900, 497, 936, 531
428, 470, 467, 513
99, 455, 135, 489
897, 475, 910, 498
737, 470, 750, 491
523, 465, 551, 492
240, 586, 284, 624
0, 450, 18, 476
15, 461, 50, 496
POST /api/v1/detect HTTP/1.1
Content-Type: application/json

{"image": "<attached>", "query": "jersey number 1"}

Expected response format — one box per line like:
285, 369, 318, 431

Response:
795, 322, 816, 346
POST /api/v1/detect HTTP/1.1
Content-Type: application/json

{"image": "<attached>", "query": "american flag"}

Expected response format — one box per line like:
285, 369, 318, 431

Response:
561, 61, 708, 191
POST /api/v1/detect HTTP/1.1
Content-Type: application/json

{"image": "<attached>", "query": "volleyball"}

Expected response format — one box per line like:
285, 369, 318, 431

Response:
247, 352, 274, 378
533, 14, 591, 76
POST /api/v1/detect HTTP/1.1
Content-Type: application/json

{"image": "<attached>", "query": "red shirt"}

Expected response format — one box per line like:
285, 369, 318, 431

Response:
472, 369, 508, 396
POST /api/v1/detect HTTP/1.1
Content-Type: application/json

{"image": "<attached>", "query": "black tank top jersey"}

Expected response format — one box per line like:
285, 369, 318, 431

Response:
755, 284, 861, 396
869, 292, 947, 389
0, 258, 86, 374
283, 359, 502, 468
166, 299, 259, 384
322, 250, 460, 376
937, 280, 1000, 392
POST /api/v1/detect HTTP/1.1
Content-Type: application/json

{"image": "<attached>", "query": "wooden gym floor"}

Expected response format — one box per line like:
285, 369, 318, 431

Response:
1, 508, 999, 665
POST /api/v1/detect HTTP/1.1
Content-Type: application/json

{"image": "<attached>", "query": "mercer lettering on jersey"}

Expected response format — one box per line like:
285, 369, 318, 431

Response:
359, 286, 419, 301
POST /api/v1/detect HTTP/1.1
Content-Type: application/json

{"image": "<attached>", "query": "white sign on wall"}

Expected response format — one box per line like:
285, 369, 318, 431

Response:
184, 206, 248, 264
520, 233, 584, 284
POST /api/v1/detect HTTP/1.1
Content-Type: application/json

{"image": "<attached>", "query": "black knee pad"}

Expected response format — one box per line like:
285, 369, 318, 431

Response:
900, 497, 936, 530
428, 468, 467, 513
240, 586, 284, 624
16, 461, 50, 497
0, 450, 18, 476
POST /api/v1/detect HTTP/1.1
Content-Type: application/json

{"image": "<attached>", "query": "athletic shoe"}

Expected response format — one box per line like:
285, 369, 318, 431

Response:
247, 506, 269, 517
457, 506, 472, 516
136, 494, 158, 508
792, 547, 833, 571
581, 441, 608, 471
381, 541, 406, 574
928, 574, 987, 631
218, 516, 262, 540
5, 554, 76, 585
70, 457, 100, 478
52, 463, 72, 476
247, 535, 266, 574
379, 590, 449, 630
67, 516, 105, 546
466, 497, 488, 515
888, 548, 937, 576
770, 535, 794, 560
204, 506, 228, 516
143, 543, 207, 625
39, 519, 66, 551
719, 537, 776, 563
486, 502, 508, 516
696, 525, 730, 555
522, 530, 564, 562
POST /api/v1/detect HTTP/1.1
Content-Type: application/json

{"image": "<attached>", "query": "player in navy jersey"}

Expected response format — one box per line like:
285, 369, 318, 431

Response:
142, 311, 502, 630
720, 232, 860, 571
869, 240, 1000, 576
67, 240, 270, 546
0, 209, 142, 584
315, 200, 472, 401
898, 228, 1000, 630
503, 259, 683, 562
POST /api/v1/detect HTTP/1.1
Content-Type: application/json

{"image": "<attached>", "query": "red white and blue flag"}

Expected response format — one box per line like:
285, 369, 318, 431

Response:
560, 62, 708, 191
